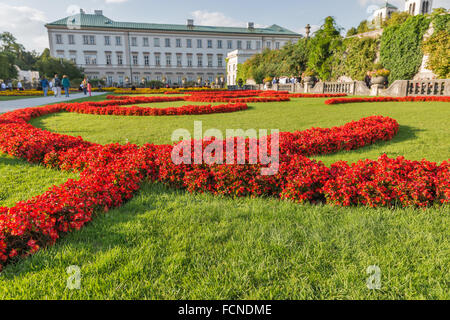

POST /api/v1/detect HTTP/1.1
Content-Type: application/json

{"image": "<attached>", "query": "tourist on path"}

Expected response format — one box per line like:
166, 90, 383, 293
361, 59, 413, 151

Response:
0, 82, 5, 91
53, 75, 62, 98
62, 75, 71, 98
40, 77, 49, 97
82, 78, 88, 95
87, 82, 92, 97
17, 81, 23, 91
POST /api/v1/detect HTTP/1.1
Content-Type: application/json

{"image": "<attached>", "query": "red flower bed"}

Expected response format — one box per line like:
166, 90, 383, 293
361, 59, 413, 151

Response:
289, 93, 348, 98
0, 92, 448, 270
325, 96, 450, 105
65, 102, 248, 116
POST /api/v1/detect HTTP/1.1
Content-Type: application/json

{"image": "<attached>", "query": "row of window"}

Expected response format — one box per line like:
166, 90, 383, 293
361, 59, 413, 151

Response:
60, 52, 225, 68
96, 74, 221, 86
55, 34, 282, 50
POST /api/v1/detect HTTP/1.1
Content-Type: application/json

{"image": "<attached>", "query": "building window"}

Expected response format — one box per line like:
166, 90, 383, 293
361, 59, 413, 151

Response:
186, 39, 192, 48
154, 38, 160, 47
246, 41, 252, 50
266, 41, 271, 49
56, 34, 63, 44
143, 37, 149, 47
104, 36, 111, 46
256, 41, 261, 50
275, 42, 280, 49
155, 54, 161, 66
165, 53, 172, 66
84, 55, 97, 65
227, 40, 233, 49
83, 35, 89, 45
197, 39, 202, 48
116, 36, 122, 46
207, 55, 213, 67
187, 54, 193, 67
89, 36, 96, 45
131, 37, 138, 47
237, 41, 242, 49
70, 54, 77, 64
165, 38, 171, 47
68, 35, 75, 45
144, 55, 150, 66
133, 54, 139, 66
118, 76, 124, 85
207, 40, 213, 48
217, 40, 222, 49
176, 39, 182, 48
197, 54, 203, 67
117, 54, 123, 65
106, 54, 112, 65
217, 54, 223, 68
176, 54, 182, 67
107, 76, 113, 85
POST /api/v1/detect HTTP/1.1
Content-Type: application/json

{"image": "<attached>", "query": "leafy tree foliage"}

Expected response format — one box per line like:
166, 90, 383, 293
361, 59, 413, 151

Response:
380, 15, 430, 83
307, 16, 343, 81
35, 49, 84, 82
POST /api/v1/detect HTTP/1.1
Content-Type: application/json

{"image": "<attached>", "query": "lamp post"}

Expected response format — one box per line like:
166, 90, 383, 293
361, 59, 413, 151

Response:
305, 24, 311, 39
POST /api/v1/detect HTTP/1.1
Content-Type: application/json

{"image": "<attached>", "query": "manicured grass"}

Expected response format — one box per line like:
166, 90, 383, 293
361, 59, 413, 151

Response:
0, 153, 77, 207
0, 96, 40, 101
0, 95, 448, 299
31, 98, 450, 165
0, 183, 448, 299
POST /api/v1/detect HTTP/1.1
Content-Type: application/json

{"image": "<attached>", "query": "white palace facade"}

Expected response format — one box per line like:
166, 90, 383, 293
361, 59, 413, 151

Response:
46, 10, 301, 86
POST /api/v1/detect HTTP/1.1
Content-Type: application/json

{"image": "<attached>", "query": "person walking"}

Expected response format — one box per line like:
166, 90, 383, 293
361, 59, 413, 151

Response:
364, 71, 372, 89
87, 82, 92, 97
53, 74, 62, 98
82, 78, 88, 95
0, 82, 6, 91
17, 81, 23, 91
40, 77, 49, 97
62, 75, 71, 98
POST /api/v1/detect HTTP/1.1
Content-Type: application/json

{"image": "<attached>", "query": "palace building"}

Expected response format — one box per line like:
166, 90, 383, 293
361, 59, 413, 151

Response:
373, 0, 434, 22
46, 10, 301, 86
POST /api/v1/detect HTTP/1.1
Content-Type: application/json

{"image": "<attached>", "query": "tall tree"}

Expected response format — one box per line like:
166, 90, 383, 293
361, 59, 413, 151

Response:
307, 16, 343, 81
35, 48, 84, 81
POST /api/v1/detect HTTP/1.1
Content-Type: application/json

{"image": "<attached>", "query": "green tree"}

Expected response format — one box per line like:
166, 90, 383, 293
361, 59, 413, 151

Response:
0, 52, 17, 80
0, 32, 39, 70
35, 49, 84, 82
307, 16, 343, 81
380, 15, 430, 82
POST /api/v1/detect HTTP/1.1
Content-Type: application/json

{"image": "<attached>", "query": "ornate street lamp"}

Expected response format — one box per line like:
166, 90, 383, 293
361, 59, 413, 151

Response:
305, 24, 311, 39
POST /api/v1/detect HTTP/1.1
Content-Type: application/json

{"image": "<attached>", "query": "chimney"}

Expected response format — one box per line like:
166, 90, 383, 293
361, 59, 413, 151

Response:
187, 19, 194, 27
95, 10, 103, 16
247, 22, 255, 30
80, 9, 85, 14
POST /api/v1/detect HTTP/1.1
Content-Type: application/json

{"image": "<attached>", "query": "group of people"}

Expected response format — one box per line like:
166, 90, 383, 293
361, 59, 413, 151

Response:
0, 81, 24, 91
272, 77, 301, 85
39, 75, 71, 98
39, 75, 92, 98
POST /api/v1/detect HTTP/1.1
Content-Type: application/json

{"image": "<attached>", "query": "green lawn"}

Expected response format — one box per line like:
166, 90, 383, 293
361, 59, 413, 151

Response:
0, 95, 40, 101
0, 96, 448, 300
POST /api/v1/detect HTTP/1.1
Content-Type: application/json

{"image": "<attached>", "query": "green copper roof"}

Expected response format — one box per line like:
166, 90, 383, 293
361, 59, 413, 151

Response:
46, 13, 300, 36
382, 2, 398, 9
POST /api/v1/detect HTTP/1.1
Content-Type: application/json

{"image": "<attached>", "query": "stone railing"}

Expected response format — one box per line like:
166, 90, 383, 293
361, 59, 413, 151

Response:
246, 79, 450, 97
406, 80, 448, 96
323, 82, 355, 95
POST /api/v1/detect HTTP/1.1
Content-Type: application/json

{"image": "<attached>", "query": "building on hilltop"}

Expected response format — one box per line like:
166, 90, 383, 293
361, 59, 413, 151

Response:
405, 0, 434, 16
373, 0, 434, 23
45, 10, 301, 86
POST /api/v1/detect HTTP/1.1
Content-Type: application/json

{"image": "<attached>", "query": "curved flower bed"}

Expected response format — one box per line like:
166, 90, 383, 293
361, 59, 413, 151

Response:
325, 96, 450, 105
0, 94, 448, 270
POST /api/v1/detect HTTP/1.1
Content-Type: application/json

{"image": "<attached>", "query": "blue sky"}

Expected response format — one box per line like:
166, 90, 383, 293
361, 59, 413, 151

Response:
0, 0, 449, 52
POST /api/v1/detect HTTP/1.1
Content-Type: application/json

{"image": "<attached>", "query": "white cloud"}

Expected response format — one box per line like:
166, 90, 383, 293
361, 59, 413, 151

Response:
358, 0, 449, 10
104, 0, 130, 3
0, 3, 49, 53
190, 10, 265, 28
66, 4, 81, 15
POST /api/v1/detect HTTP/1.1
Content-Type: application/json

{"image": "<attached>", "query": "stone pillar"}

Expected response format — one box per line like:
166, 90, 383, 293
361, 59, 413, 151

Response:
370, 84, 383, 96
